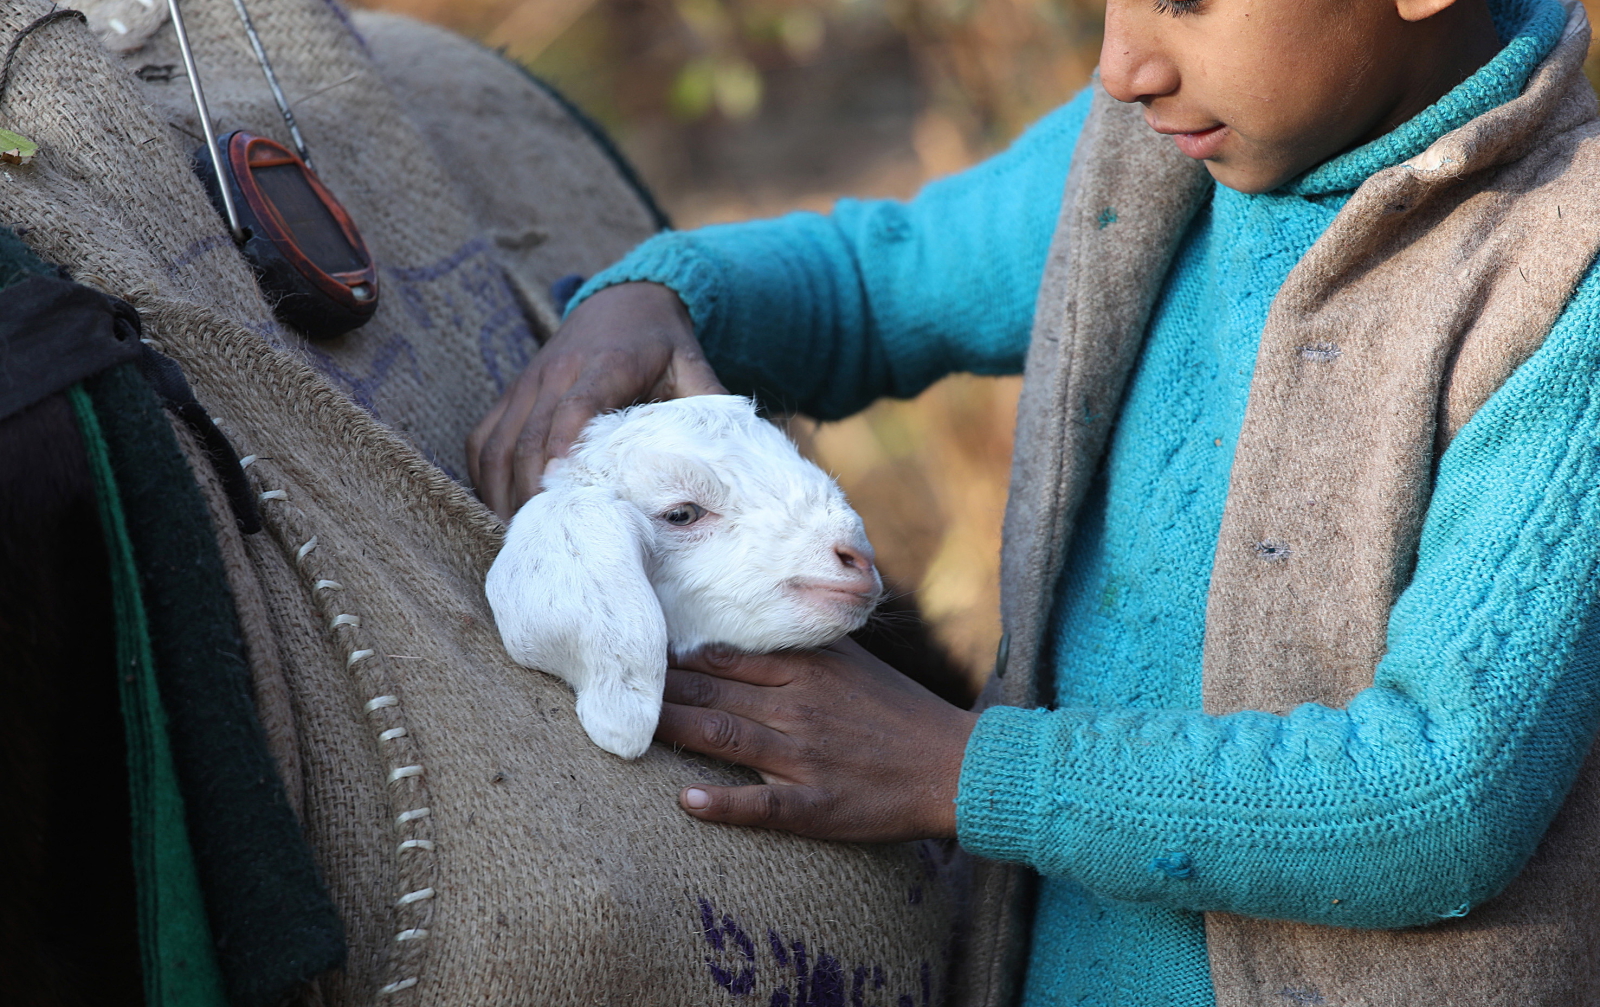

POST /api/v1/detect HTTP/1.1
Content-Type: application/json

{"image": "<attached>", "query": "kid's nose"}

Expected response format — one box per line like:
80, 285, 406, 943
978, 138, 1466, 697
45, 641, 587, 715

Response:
835, 542, 876, 574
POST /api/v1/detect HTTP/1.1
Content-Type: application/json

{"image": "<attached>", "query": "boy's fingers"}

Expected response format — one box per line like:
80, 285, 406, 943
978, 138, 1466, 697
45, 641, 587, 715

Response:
474, 365, 553, 519
478, 413, 531, 521
535, 389, 609, 476
678, 783, 829, 833
506, 367, 587, 511
663, 668, 778, 722
505, 394, 564, 509
673, 646, 802, 687
656, 701, 795, 770
464, 394, 507, 493
514, 355, 657, 507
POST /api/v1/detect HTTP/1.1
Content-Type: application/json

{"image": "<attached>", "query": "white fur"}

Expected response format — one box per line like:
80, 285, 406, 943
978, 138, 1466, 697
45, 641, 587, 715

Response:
486, 395, 882, 759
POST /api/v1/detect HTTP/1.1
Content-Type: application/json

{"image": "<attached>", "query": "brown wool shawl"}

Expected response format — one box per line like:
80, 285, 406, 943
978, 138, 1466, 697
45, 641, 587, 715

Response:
974, 4, 1600, 1006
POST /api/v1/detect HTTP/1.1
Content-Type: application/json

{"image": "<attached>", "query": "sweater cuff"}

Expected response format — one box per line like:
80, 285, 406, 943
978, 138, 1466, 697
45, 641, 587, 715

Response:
956, 705, 1051, 865
566, 232, 725, 336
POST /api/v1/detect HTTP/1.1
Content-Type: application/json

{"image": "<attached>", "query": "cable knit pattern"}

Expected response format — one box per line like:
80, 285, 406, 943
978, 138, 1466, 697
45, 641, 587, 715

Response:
577, 1, 1576, 1003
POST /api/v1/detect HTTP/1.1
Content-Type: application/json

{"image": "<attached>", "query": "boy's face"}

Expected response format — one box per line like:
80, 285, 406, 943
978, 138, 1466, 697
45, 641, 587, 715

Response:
1101, 0, 1490, 193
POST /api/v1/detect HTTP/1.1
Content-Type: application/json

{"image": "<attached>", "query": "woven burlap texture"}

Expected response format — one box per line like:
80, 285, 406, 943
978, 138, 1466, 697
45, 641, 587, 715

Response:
0, 2, 971, 1003
993, 4, 1600, 1005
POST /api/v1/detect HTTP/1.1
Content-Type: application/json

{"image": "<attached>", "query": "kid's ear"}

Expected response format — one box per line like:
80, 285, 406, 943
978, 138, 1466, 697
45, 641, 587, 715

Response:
486, 483, 667, 760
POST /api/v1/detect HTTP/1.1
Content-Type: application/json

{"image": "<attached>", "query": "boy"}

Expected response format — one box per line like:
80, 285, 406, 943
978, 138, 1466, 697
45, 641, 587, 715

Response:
469, 0, 1600, 1001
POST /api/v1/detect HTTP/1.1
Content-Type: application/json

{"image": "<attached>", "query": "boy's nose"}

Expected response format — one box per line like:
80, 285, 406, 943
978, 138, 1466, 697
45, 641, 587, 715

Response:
1098, 1, 1181, 106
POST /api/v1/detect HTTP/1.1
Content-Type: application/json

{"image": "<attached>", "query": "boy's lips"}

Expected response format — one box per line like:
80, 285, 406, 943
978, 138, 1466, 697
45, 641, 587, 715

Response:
1148, 118, 1229, 160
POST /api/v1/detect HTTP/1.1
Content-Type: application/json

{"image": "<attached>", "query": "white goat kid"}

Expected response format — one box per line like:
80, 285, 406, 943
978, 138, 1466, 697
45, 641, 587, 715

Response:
486, 395, 882, 759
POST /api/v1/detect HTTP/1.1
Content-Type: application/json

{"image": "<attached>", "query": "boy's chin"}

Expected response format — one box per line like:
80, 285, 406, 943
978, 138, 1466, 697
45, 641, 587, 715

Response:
1196, 132, 1343, 195
1202, 155, 1304, 196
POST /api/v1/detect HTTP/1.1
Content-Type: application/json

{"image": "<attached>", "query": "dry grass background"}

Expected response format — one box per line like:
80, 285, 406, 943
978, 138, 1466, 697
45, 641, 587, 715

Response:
348, 0, 1600, 688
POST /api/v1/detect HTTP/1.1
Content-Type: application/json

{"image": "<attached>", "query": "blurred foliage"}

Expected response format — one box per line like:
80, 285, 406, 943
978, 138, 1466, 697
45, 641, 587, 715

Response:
365, 0, 1103, 133
353, 0, 1104, 214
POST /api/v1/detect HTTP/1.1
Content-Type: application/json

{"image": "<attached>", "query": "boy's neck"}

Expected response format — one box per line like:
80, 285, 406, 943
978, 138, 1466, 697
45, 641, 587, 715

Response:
1356, 0, 1504, 149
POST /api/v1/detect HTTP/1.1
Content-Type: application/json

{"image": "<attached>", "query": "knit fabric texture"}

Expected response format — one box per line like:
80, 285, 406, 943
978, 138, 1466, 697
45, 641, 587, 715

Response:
575, 0, 1580, 1003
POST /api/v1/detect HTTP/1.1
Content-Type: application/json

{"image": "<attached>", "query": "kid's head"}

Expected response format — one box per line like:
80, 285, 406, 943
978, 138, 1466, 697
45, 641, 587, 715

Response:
1103, 0, 1504, 192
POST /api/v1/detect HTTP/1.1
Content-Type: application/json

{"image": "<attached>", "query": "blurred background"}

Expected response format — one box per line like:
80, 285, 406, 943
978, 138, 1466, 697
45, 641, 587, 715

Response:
347, 0, 1600, 692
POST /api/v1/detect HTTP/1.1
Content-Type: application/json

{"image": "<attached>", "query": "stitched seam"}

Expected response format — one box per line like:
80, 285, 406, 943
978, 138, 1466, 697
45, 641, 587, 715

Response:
254, 465, 436, 997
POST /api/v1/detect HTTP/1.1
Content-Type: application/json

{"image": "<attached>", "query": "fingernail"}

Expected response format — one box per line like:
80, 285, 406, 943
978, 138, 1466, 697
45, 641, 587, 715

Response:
684, 788, 710, 809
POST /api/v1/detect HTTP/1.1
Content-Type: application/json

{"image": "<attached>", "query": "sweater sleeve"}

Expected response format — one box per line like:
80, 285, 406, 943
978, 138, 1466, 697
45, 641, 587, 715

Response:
956, 253, 1600, 931
565, 89, 1094, 420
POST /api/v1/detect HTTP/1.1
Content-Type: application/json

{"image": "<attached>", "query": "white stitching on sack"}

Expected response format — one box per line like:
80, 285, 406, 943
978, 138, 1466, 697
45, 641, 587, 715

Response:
242, 460, 439, 999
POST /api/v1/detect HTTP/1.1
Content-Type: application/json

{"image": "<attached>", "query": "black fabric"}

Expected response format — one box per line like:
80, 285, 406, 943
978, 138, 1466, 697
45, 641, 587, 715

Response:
0, 224, 56, 290
0, 232, 143, 1005
0, 391, 144, 1007
86, 362, 346, 1007
0, 262, 262, 531
0, 274, 142, 421
135, 345, 264, 534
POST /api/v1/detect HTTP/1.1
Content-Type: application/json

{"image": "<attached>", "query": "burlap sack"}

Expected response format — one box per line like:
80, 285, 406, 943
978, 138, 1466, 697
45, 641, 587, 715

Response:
0, 1, 972, 1002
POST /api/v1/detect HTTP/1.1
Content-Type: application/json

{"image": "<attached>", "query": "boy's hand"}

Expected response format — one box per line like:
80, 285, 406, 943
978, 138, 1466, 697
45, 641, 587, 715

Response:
467, 282, 725, 521
656, 637, 979, 843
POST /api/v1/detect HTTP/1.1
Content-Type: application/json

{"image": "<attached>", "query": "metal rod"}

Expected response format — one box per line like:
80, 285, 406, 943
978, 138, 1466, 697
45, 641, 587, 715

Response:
228, 0, 314, 172
167, 0, 243, 240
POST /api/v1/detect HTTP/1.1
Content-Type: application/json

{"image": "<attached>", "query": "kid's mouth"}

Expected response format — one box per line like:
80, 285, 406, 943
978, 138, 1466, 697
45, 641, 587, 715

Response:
789, 578, 882, 620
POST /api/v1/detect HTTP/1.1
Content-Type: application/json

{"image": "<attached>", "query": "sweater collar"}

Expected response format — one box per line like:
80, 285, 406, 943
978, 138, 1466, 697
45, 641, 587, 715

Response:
1281, 0, 1566, 197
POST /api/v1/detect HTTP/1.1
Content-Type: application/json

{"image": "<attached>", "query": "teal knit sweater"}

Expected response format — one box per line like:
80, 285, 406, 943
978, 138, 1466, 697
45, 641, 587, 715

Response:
573, 0, 1596, 1001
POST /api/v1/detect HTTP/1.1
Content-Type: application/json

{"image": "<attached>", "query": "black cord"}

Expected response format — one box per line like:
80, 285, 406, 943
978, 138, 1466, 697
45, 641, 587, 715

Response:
0, 8, 87, 109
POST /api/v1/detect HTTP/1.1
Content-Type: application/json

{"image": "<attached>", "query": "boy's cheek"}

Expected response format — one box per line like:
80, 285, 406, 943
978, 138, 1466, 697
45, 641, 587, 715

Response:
1175, 75, 1389, 192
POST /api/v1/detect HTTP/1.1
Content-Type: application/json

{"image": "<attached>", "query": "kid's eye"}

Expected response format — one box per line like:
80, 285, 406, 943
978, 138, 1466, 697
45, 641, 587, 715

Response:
662, 503, 707, 526
1151, 0, 1204, 15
